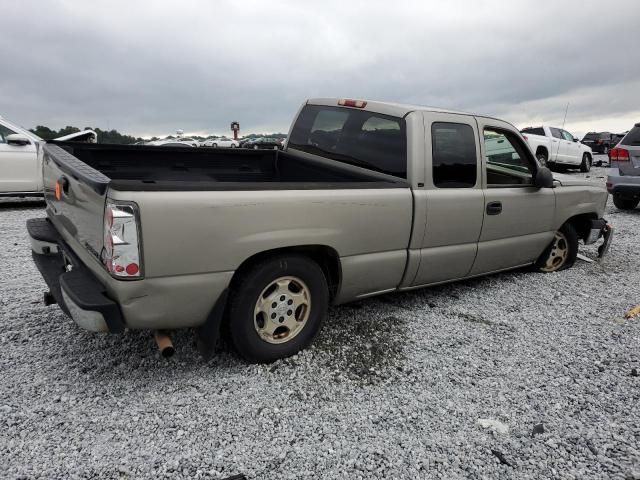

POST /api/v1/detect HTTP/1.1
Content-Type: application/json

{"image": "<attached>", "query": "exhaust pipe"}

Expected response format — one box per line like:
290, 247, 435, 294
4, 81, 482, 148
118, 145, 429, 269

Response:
153, 331, 175, 358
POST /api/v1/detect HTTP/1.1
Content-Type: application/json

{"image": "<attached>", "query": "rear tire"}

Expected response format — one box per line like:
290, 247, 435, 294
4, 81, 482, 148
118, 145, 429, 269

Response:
228, 254, 329, 363
580, 153, 592, 172
534, 223, 578, 273
253, 145, 259, 150
613, 196, 639, 210
212, 143, 218, 148
536, 152, 548, 167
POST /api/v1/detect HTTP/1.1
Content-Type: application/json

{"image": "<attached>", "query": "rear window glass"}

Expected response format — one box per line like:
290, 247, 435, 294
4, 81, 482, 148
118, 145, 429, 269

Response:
520, 127, 545, 136
621, 127, 640, 146
288, 105, 407, 178
583, 132, 599, 140
431, 122, 477, 188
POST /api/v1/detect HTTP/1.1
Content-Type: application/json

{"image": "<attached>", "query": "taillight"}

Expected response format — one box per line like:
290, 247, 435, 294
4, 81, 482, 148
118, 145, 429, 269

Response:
338, 99, 367, 108
102, 201, 142, 279
610, 148, 630, 161
597, 139, 603, 145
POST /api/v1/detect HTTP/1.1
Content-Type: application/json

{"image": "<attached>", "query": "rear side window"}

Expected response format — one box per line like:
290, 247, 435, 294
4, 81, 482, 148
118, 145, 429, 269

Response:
621, 127, 640, 146
520, 127, 545, 136
431, 122, 477, 188
549, 128, 563, 139
288, 105, 407, 178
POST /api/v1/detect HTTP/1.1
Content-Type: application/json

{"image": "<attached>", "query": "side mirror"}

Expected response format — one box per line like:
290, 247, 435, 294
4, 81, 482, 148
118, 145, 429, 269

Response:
534, 166, 554, 188
573, 138, 579, 142
6, 134, 31, 146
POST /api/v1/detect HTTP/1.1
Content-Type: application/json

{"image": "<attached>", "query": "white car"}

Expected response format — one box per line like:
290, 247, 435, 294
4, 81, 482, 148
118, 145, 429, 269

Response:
520, 125, 593, 172
209, 137, 239, 148
0, 115, 96, 196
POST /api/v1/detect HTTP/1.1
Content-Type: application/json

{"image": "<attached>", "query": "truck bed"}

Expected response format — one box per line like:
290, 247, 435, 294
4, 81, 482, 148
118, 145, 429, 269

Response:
50, 142, 403, 191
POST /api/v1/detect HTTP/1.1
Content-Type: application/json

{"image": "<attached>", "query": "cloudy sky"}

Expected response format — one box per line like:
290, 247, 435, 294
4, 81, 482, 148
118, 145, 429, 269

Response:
2, 0, 639, 138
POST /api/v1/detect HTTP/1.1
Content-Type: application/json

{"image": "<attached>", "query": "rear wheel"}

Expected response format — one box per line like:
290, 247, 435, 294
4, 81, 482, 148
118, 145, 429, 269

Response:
534, 223, 578, 273
613, 196, 639, 210
253, 145, 259, 150
212, 143, 218, 148
228, 254, 329, 363
536, 151, 548, 167
580, 153, 592, 172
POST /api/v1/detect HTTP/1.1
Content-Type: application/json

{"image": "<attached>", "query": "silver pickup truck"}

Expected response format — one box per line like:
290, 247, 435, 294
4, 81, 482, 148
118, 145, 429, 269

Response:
28, 98, 613, 363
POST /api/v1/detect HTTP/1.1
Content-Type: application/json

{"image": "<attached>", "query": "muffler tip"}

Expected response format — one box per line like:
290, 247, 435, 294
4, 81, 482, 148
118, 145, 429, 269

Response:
153, 331, 175, 358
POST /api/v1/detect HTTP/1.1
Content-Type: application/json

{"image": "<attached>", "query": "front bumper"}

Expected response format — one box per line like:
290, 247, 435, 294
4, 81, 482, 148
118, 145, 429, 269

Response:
27, 217, 125, 333
583, 218, 613, 258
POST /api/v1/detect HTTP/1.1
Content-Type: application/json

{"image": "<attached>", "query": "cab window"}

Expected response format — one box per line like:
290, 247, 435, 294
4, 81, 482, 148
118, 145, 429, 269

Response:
484, 128, 535, 187
431, 122, 477, 188
561, 130, 574, 141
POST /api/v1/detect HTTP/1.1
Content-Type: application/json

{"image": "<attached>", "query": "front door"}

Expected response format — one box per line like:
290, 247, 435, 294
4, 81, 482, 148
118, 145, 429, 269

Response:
0, 122, 38, 193
411, 113, 484, 286
561, 129, 580, 165
470, 120, 555, 275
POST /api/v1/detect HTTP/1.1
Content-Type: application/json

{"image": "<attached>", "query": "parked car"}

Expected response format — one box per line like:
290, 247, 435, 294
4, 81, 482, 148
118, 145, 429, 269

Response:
238, 137, 255, 148
0, 115, 96, 196
243, 137, 282, 150
520, 126, 593, 172
27, 98, 612, 363
175, 137, 200, 147
581, 132, 615, 155
210, 137, 239, 148
149, 139, 197, 147
607, 123, 640, 210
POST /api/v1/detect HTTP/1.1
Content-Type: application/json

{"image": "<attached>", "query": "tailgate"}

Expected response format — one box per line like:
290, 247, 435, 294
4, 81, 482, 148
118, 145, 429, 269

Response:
42, 143, 110, 259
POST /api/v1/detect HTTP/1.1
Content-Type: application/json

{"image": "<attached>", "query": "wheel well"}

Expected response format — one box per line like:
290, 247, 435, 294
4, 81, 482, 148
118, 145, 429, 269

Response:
230, 246, 341, 300
565, 213, 597, 241
536, 146, 548, 158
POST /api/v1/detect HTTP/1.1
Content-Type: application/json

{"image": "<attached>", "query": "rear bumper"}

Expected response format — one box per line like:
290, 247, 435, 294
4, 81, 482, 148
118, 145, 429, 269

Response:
607, 174, 640, 198
27, 217, 125, 333
28, 216, 234, 332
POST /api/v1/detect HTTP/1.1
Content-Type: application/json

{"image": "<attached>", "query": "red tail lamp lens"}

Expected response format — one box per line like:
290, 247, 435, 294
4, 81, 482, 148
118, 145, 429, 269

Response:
125, 263, 139, 275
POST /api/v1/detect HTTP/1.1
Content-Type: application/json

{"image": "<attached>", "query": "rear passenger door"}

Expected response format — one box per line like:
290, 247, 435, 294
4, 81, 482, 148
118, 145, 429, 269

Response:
549, 127, 564, 162
411, 113, 484, 286
469, 120, 555, 275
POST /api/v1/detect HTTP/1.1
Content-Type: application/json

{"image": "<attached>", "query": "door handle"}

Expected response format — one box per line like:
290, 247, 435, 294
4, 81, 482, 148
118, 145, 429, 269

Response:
486, 201, 502, 215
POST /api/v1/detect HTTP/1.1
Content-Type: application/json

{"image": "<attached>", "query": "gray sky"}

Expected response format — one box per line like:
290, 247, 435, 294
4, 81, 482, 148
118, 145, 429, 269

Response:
2, 0, 639, 138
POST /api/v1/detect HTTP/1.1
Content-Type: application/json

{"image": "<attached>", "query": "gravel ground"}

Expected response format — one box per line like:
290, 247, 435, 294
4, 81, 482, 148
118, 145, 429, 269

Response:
1, 162, 639, 479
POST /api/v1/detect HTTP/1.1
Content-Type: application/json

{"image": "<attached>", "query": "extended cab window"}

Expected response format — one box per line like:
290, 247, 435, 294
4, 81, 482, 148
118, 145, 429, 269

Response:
484, 128, 534, 186
431, 122, 477, 188
288, 105, 407, 178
